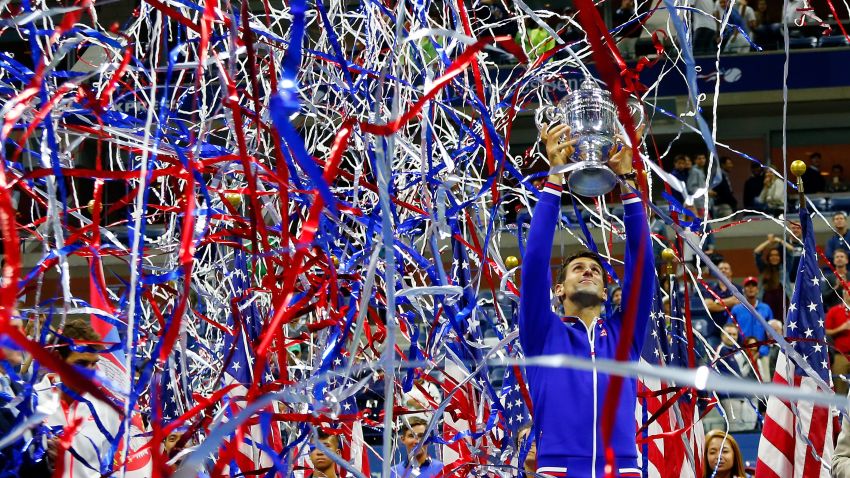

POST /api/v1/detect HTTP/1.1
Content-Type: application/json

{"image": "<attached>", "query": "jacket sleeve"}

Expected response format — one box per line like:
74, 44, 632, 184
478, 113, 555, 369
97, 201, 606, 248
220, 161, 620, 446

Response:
834, 415, 850, 477
519, 182, 563, 356
616, 190, 656, 357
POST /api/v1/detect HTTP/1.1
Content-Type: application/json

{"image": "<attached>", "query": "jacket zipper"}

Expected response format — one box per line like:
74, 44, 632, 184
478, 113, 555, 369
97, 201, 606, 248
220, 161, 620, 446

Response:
575, 317, 599, 478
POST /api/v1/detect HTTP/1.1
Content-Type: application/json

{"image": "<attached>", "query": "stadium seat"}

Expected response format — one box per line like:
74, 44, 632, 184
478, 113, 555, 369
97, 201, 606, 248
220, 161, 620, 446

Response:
789, 36, 818, 49
818, 36, 850, 48
831, 197, 850, 213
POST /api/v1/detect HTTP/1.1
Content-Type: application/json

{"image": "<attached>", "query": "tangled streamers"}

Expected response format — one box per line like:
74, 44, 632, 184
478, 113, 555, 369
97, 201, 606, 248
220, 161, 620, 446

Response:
0, 0, 847, 476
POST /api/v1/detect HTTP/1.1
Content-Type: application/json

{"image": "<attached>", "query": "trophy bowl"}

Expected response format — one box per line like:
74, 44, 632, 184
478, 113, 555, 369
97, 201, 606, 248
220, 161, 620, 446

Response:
560, 78, 620, 197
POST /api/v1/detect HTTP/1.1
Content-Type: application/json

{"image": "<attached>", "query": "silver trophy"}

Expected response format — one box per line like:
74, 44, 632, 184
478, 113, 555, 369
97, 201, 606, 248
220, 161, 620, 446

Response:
537, 78, 645, 197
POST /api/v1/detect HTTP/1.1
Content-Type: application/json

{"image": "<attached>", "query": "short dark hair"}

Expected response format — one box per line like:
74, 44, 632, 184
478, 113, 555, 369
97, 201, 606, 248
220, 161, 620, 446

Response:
557, 251, 608, 286
400, 417, 427, 436
56, 318, 102, 359
315, 430, 340, 449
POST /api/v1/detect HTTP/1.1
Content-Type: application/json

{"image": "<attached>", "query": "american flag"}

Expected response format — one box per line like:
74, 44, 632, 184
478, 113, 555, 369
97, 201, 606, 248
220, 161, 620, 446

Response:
499, 362, 531, 436
636, 285, 702, 478
755, 204, 833, 478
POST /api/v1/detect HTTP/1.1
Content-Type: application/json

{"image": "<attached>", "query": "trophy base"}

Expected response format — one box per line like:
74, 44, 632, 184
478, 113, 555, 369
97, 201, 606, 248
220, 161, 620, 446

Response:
568, 165, 619, 197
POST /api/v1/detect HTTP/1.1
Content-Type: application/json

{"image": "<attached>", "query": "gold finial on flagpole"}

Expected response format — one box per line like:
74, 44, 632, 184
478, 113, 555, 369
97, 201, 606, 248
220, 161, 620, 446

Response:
661, 248, 676, 276
791, 160, 807, 209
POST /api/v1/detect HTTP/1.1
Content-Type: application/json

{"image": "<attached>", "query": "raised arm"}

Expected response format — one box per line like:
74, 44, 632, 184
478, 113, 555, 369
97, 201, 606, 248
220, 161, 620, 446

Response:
608, 130, 656, 356
519, 124, 575, 356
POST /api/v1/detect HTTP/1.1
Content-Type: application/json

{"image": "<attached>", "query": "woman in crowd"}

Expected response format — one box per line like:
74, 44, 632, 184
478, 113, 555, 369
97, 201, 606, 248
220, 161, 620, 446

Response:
704, 430, 749, 478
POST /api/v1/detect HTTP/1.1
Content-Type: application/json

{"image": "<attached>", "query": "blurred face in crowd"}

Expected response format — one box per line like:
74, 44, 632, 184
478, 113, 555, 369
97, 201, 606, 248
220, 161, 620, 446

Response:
164, 432, 184, 455
721, 324, 739, 346
718, 262, 733, 280
721, 157, 734, 172
63, 349, 101, 397
310, 435, 340, 473
758, 0, 767, 12
769, 320, 783, 336
401, 424, 428, 462
744, 282, 759, 300
834, 250, 849, 268
706, 435, 738, 476
674, 158, 687, 171
790, 222, 802, 240
767, 248, 782, 266
695, 154, 707, 168
517, 426, 537, 471
611, 288, 622, 307
834, 213, 847, 232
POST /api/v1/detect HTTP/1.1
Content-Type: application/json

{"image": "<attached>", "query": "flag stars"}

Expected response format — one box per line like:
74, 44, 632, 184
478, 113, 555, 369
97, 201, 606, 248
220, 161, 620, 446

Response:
811, 276, 820, 286
788, 321, 798, 331
807, 302, 818, 312
789, 303, 797, 313
804, 328, 814, 338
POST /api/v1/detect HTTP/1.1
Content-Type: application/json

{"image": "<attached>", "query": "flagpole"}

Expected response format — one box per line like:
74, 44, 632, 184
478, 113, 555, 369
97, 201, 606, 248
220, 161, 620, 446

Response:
790, 160, 807, 209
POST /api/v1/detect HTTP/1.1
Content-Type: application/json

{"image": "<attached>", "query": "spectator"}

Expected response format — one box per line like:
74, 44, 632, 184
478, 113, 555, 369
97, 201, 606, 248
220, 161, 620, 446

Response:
691, 0, 718, 55
753, 0, 781, 49
516, 423, 537, 474
715, 0, 755, 54
828, 164, 850, 193
826, 288, 850, 396
516, 17, 556, 63
822, 248, 849, 310
826, 212, 850, 262
671, 154, 691, 203
610, 286, 623, 310
753, 236, 790, 320
729, 276, 772, 358
800, 152, 825, 194
391, 417, 444, 478
758, 172, 786, 217
37, 317, 128, 478
764, 319, 783, 379
687, 153, 711, 213
742, 163, 765, 210
614, 0, 641, 59
310, 431, 341, 478
704, 261, 742, 345
471, 0, 518, 63
715, 323, 756, 379
786, 221, 804, 283
704, 430, 749, 478
712, 156, 738, 217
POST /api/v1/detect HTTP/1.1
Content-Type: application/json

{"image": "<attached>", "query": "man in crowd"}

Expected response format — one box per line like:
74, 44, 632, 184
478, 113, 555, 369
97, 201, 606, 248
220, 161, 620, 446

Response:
827, 212, 850, 262
703, 261, 742, 347
520, 122, 654, 477
711, 156, 738, 217
391, 417, 444, 478
729, 276, 772, 358
822, 249, 849, 310
801, 152, 825, 194
826, 288, 850, 396
743, 162, 765, 210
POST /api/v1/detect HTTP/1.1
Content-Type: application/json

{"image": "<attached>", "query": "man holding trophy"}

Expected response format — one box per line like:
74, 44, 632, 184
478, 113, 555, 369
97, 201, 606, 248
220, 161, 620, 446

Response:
519, 78, 655, 477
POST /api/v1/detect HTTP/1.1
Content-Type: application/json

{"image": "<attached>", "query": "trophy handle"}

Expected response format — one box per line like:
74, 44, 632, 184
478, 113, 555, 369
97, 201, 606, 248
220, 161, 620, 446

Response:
535, 105, 563, 132
626, 96, 646, 134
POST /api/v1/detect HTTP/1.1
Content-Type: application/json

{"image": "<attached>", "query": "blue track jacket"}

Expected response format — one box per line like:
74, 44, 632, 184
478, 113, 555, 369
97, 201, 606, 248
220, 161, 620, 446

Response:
519, 181, 655, 478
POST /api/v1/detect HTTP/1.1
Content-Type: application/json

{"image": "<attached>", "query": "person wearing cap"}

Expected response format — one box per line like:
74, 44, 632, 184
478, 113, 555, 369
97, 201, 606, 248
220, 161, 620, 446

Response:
728, 276, 773, 357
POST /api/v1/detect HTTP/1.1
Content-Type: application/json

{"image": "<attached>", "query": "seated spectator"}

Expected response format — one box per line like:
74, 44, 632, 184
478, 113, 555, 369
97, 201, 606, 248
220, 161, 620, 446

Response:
515, 17, 556, 63
309, 430, 341, 478
704, 430, 749, 478
715, 323, 755, 379
614, 0, 641, 59
826, 288, 850, 396
711, 156, 738, 218
742, 163, 765, 210
828, 164, 850, 193
715, 0, 755, 54
391, 417, 444, 478
516, 423, 537, 474
826, 212, 850, 262
753, 0, 781, 49
822, 248, 849, 310
687, 153, 711, 213
729, 276, 772, 358
671, 154, 691, 203
753, 237, 789, 320
691, 0, 718, 55
704, 261, 742, 346
800, 152, 825, 194
757, 172, 786, 217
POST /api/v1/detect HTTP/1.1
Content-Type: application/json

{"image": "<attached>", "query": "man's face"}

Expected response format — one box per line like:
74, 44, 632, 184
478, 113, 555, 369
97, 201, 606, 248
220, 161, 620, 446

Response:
835, 251, 848, 268
63, 350, 100, 396
834, 214, 846, 230
695, 155, 707, 168
164, 432, 183, 454
721, 158, 733, 172
310, 436, 339, 471
718, 262, 732, 279
401, 424, 428, 460
744, 283, 759, 299
674, 159, 686, 171
555, 257, 606, 304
